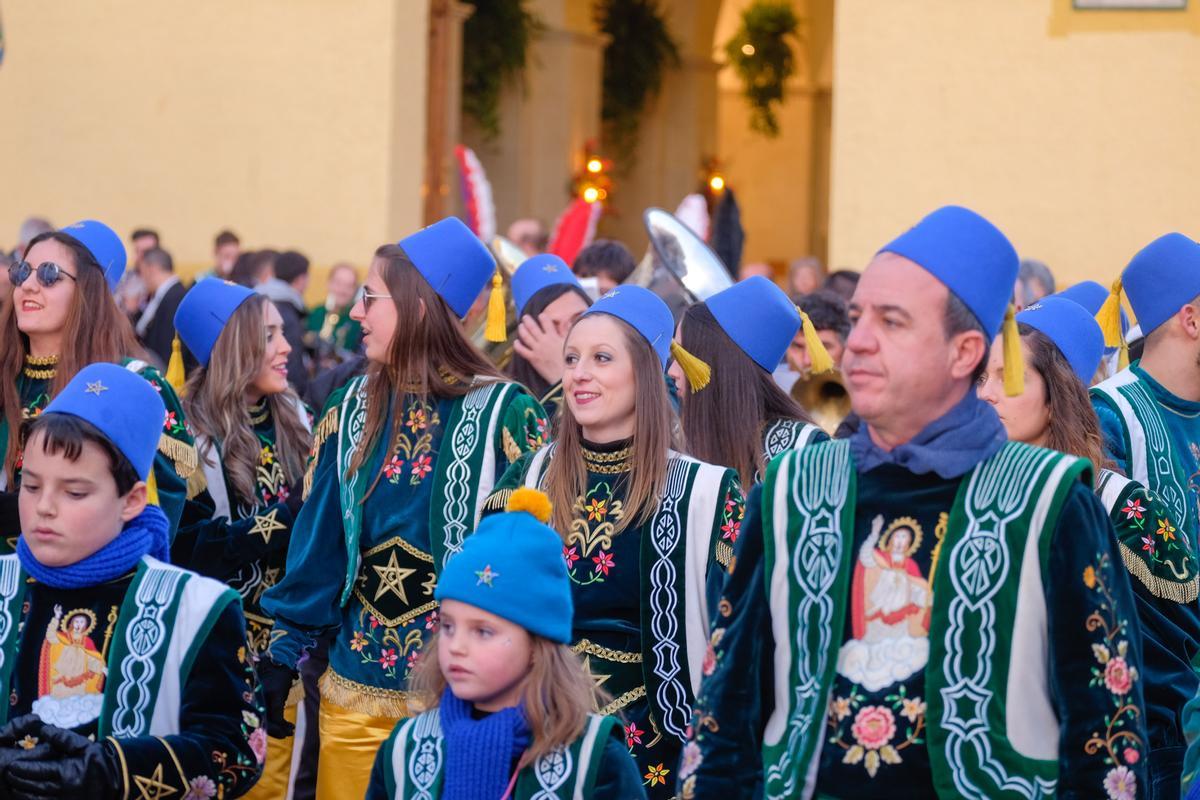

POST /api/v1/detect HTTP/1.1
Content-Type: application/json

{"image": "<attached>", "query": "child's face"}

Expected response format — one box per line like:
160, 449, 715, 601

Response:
438, 599, 533, 713
18, 433, 147, 567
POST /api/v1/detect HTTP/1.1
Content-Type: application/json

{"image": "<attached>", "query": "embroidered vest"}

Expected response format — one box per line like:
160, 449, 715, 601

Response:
522, 445, 730, 742
335, 377, 522, 604
761, 419, 824, 463
0, 555, 238, 735
760, 440, 1086, 800
382, 710, 617, 800
1092, 369, 1190, 532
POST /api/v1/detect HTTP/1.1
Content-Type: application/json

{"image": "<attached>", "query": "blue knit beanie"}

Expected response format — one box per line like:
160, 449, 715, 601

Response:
435, 489, 572, 643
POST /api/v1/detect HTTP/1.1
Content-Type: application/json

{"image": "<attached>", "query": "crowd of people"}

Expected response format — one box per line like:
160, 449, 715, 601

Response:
0, 202, 1196, 800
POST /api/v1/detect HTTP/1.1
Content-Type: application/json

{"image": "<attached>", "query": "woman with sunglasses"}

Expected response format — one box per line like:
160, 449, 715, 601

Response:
258, 218, 549, 800
486, 286, 745, 799
0, 220, 196, 548
668, 276, 827, 487
979, 295, 1197, 796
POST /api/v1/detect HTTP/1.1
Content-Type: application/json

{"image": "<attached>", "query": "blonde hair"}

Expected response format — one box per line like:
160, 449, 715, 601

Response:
409, 632, 605, 766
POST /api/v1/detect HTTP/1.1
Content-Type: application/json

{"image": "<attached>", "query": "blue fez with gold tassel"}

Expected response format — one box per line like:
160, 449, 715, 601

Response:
58, 220, 127, 291
706, 276, 802, 372
879, 205, 1024, 395
174, 278, 256, 366
398, 216, 497, 319
41, 363, 166, 480
511, 254, 581, 316
1017, 296, 1104, 383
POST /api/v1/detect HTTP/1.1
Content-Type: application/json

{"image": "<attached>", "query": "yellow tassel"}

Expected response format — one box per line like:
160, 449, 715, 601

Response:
484, 269, 507, 343
1095, 278, 1125, 348
799, 310, 835, 374
145, 470, 160, 506
1002, 303, 1026, 397
166, 335, 186, 393
670, 340, 711, 393
506, 487, 553, 523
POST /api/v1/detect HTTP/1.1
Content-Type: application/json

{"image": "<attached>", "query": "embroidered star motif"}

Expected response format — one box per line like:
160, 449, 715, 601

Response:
475, 564, 499, 587
84, 380, 108, 397
541, 264, 560, 273
132, 764, 178, 800
581, 656, 611, 691
249, 508, 287, 544
373, 550, 417, 603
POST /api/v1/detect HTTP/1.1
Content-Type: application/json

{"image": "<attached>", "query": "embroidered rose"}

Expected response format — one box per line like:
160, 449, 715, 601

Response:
1104, 656, 1133, 696
851, 706, 896, 751
379, 648, 398, 670
563, 546, 580, 568
411, 454, 433, 480
592, 551, 615, 576
1123, 747, 1140, 765
350, 632, 368, 652
625, 723, 644, 747
831, 697, 852, 721
1121, 499, 1145, 521
1157, 519, 1176, 542
184, 775, 217, 800
249, 728, 268, 765
1103, 765, 1136, 800
900, 697, 926, 724
702, 642, 717, 676
679, 742, 703, 780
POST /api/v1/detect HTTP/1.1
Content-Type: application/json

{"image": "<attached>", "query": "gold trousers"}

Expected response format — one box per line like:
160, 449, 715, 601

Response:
244, 701, 305, 800
315, 697, 400, 800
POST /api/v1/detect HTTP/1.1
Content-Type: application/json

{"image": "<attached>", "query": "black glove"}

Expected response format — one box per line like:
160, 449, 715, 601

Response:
0, 715, 53, 799
258, 658, 298, 739
5, 724, 120, 800
0, 492, 20, 543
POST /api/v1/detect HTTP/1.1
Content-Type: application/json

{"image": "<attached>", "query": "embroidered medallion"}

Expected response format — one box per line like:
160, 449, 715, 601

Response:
352, 537, 437, 629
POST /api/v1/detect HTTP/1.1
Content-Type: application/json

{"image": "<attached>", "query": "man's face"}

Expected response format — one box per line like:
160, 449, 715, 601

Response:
132, 235, 157, 267
327, 267, 359, 309
787, 328, 846, 374
215, 243, 240, 276
843, 253, 978, 441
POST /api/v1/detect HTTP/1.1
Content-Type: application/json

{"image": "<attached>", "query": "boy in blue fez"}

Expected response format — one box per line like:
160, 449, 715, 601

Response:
683, 206, 1148, 799
258, 220, 548, 800
507, 254, 592, 419
366, 488, 645, 798
0, 364, 263, 799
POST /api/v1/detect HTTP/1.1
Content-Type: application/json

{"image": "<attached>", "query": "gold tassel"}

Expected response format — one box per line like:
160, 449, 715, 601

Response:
1094, 278, 1129, 371
670, 340, 711, 393
1002, 303, 1025, 397
157, 434, 198, 478
799, 309, 835, 374
145, 470, 160, 506
186, 468, 208, 500
165, 335, 186, 393
484, 269, 506, 343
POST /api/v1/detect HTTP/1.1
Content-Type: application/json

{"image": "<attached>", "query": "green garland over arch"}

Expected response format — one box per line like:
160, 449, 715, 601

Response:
725, 1, 801, 138
461, 0, 541, 139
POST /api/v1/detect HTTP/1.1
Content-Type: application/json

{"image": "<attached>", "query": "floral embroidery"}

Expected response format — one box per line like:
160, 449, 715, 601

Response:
379, 648, 398, 670
563, 546, 580, 569
1156, 518, 1176, 542
259, 446, 274, 466
211, 654, 265, 793
385, 400, 440, 485
352, 605, 426, 681
625, 722, 644, 747
248, 728, 267, 765
719, 491, 744, 544
592, 551, 615, 576
1140, 535, 1155, 556
644, 763, 670, 788
826, 684, 925, 778
184, 775, 218, 800
585, 498, 608, 522
1121, 499, 1145, 521
566, 482, 624, 586
1082, 552, 1144, 796
410, 454, 433, 480
405, 406, 429, 435
350, 632, 368, 652
424, 611, 439, 631
384, 456, 405, 480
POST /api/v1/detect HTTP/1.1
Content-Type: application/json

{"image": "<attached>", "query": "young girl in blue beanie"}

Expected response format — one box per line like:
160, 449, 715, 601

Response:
366, 488, 645, 799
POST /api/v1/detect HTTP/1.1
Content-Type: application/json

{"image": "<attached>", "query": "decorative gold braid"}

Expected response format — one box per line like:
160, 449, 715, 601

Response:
582, 444, 633, 474
598, 685, 646, 716
106, 737, 130, 799
319, 670, 418, 719
715, 541, 734, 569
482, 488, 515, 514
22, 365, 56, 380
248, 400, 270, 426
571, 638, 643, 663
303, 404, 340, 499
25, 354, 59, 366
157, 434, 198, 478
1119, 542, 1200, 603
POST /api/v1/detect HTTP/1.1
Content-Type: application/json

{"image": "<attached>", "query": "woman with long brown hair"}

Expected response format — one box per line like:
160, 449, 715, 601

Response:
258, 218, 549, 800
668, 276, 826, 487
487, 285, 744, 799
979, 294, 1198, 791
0, 220, 196, 546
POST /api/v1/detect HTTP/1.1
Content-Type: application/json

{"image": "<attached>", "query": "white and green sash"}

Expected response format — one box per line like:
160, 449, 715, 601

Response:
0, 556, 238, 736
382, 710, 617, 800
761, 441, 1086, 799
761, 418, 824, 463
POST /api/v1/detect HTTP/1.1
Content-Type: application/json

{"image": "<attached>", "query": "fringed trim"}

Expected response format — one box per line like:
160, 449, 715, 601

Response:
715, 540, 734, 570
482, 488, 515, 514
1119, 542, 1200, 604
158, 434, 198, 479
318, 670, 418, 719
502, 428, 523, 465
286, 678, 306, 708
303, 405, 340, 500
186, 468, 208, 500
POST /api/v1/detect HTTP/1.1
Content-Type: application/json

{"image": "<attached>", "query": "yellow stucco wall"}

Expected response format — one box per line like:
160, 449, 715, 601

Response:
828, 0, 1200, 287
0, 1, 429, 297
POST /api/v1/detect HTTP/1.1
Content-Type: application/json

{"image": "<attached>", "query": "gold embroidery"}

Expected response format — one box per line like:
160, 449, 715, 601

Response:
582, 443, 633, 474
581, 656, 612, 691
599, 685, 646, 716
502, 428, 523, 464
131, 763, 178, 800
483, 488, 515, 513
715, 541, 734, 569
571, 638, 643, 663
928, 512, 949, 588
249, 508, 287, 544
22, 354, 58, 380
566, 485, 624, 558
372, 550, 417, 604
157, 434, 198, 479
319, 670, 418, 718
248, 400, 270, 426
303, 403, 340, 499
352, 536, 438, 628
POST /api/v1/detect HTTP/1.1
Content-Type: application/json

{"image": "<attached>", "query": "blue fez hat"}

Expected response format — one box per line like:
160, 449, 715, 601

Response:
435, 489, 572, 644
59, 220, 127, 290
582, 285, 674, 368
1017, 296, 1104, 383
174, 278, 257, 366
398, 216, 497, 318
1057, 280, 1128, 340
512, 254, 582, 316
879, 205, 1019, 339
42, 363, 165, 480
1120, 233, 1200, 337
706, 276, 800, 371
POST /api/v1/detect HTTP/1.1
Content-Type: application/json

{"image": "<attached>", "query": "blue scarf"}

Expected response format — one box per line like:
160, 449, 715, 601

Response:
17, 505, 170, 589
850, 390, 1006, 479
440, 687, 532, 800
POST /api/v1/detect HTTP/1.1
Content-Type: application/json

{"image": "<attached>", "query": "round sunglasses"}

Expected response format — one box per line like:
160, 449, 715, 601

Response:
8, 260, 78, 288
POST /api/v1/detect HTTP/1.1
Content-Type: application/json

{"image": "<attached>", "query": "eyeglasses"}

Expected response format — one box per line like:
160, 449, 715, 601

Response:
8, 261, 78, 289
360, 289, 392, 312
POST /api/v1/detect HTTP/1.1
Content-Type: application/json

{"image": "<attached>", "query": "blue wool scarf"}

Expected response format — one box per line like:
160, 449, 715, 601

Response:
440, 688, 532, 800
17, 504, 170, 589
850, 390, 1007, 480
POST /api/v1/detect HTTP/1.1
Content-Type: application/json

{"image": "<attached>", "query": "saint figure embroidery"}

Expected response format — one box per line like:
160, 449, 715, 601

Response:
837, 515, 932, 692
34, 605, 108, 728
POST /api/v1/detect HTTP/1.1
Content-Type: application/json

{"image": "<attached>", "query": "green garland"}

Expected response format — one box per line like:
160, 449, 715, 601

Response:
595, 0, 679, 166
725, 1, 801, 138
461, 0, 540, 139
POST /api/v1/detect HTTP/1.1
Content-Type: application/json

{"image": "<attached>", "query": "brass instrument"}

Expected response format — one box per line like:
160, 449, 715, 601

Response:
628, 208, 735, 318
792, 368, 851, 435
